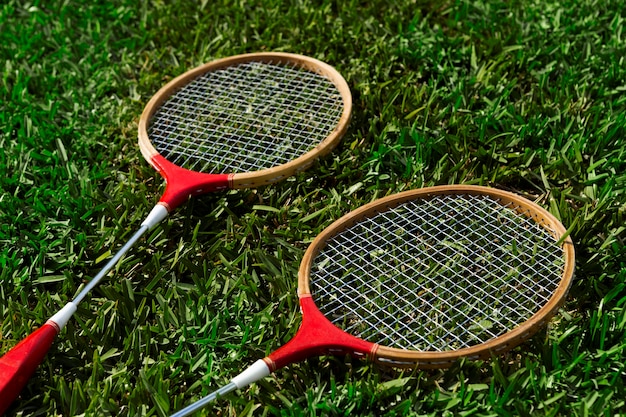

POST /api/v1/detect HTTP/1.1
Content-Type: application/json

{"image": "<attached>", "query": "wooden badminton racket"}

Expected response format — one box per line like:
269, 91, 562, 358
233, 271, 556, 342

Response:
171, 185, 575, 416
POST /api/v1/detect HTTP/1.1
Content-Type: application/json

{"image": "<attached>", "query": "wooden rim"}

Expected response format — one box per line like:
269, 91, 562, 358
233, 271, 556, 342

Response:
298, 185, 575, 368
138, 52, 352, 187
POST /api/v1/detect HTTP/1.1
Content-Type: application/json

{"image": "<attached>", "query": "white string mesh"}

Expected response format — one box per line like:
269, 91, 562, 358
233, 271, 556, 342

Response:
147, 60, 345, 173
309, 193, 566, 352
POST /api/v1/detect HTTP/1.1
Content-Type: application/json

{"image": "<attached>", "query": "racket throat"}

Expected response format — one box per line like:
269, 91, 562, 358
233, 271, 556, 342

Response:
265, 295, 378, 371
151, 155, 232, 210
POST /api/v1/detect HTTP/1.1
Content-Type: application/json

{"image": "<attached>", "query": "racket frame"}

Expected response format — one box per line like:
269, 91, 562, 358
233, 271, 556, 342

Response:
295, 185, 576, 368
138, 52, 352, 211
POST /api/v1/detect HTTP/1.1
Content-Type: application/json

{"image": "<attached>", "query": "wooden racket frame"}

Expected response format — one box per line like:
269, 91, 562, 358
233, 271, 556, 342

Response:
297, 185, 576, 368
138, 52, 352, 197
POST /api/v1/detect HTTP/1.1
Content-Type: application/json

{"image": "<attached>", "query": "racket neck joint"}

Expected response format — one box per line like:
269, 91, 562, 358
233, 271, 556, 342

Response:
152, 155, 231, 210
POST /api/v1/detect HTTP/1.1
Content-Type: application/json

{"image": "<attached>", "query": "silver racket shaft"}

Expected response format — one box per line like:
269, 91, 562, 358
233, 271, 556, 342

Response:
170, 359, 270, 416
170, 383, 236, 417
72, 204, 168, 307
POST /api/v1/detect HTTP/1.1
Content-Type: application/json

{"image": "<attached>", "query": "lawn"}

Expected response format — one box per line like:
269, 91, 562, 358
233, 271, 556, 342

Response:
1, 0, 625, 415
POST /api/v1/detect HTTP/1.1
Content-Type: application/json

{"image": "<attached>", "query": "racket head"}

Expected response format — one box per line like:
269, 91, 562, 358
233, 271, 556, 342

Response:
138, 52, 351, 191
298, 185, 575, 368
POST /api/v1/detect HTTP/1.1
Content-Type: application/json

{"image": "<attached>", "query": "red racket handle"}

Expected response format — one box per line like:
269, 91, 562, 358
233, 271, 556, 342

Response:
0, 302, 75, 415
0, 322, 58, 414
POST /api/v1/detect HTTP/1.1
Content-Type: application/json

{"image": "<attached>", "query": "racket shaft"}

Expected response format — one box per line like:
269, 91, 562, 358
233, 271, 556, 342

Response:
170, 359, 270, 416
170, 382, 237, 417
72, 222, 153, 305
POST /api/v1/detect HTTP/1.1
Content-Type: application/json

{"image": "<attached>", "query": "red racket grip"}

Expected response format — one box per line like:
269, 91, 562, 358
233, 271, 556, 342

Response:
0, 322, 59, 414
0, 302, 75, 414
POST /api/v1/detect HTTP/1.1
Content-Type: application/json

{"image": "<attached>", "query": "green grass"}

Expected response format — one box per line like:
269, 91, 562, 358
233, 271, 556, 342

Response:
1, 0, 625, 415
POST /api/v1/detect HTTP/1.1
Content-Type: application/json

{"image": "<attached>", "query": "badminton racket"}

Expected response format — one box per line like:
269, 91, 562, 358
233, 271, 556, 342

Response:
171, 185, 575, 417
0, 52, 351, 414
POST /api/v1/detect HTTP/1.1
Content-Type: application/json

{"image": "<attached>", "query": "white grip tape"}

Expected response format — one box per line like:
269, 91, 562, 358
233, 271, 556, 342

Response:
231, 359, 271, 389
48, 302, 78, 330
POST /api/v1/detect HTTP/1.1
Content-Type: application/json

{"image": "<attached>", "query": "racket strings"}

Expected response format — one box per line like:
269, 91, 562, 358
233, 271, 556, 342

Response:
309, 194, 565, 351
147, 60, 345, 174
